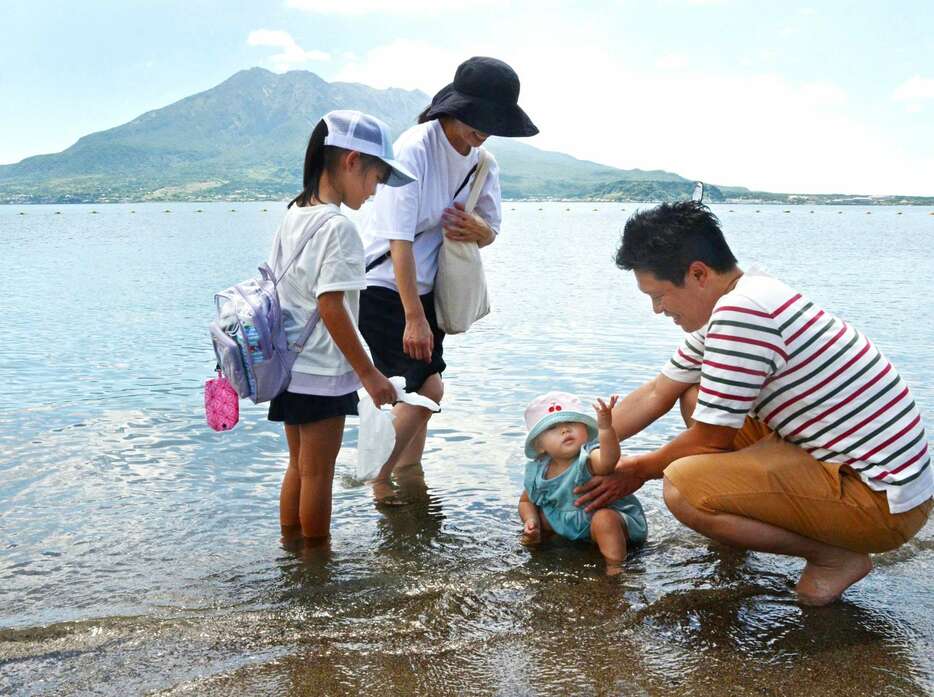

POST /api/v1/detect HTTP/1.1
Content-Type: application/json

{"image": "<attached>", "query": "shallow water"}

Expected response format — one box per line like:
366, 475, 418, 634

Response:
1, 202, 932, 696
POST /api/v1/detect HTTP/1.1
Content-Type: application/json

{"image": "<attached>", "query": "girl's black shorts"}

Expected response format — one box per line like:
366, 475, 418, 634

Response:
267, 390, 358, 426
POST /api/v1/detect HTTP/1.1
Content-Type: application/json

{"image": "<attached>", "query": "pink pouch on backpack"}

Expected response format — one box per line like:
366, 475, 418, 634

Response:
205, 371, 239, 431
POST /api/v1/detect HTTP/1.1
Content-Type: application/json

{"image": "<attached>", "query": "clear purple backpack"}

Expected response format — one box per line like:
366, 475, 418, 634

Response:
209, 211, 338, 404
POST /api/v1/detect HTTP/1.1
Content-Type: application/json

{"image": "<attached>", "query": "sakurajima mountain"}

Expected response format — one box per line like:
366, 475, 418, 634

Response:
1, 68, 930, 206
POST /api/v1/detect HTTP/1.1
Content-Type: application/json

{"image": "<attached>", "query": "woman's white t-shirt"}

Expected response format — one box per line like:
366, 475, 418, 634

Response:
271, 203, 366, 396
361, 119, 502, 295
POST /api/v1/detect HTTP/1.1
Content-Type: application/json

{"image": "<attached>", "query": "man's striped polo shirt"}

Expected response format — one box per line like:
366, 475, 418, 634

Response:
662, 272, 932, 514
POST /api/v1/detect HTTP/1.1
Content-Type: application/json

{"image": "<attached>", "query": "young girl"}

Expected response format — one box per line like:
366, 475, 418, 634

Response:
269, 110, 416, 544
519, 392, 648, 573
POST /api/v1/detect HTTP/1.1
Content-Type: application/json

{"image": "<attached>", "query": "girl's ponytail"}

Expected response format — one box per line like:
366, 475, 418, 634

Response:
288, 119, 329, 209
289, 115, 388, 208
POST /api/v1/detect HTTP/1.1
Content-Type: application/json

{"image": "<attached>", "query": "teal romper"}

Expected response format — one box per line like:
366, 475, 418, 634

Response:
523, 440, 648, 545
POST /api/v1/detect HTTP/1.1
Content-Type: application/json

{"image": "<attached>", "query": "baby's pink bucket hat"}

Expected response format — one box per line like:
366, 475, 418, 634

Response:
523, 391, 597, 459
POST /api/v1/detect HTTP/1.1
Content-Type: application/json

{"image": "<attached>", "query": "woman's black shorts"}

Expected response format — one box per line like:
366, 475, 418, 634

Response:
358, 286, 445, 393
267, 390, 359, 426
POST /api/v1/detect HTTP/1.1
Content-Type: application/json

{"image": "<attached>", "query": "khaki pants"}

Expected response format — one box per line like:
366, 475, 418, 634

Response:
664, 418, 932, 554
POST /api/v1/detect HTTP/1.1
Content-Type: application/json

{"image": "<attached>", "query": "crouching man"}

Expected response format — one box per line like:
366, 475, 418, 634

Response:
576, 201, 931, 605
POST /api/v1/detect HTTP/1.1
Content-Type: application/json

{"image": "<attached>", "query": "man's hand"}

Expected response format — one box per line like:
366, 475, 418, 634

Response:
574, 455, 646, 513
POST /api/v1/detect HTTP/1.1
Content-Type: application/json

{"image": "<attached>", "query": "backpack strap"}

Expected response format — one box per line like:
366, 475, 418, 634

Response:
291, 308, 322, 353
269, 209, 341, 284
263, 209, 341, 354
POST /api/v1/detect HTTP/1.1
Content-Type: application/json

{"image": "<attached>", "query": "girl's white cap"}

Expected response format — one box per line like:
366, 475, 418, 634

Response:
322, 110, 416, 187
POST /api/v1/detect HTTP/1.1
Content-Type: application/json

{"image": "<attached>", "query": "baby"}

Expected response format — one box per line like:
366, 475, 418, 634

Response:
518, 391, 647, 573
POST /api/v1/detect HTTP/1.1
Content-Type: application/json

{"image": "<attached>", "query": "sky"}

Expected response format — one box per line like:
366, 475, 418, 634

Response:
1, 0, 932, 195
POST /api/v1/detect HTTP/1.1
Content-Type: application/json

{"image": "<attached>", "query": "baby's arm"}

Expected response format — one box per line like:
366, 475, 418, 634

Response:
589, 396, 621, 475
518, 490, 542, 544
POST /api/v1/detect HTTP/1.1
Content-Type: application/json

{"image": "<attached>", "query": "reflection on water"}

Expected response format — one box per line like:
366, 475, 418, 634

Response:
0, 202, 932, 695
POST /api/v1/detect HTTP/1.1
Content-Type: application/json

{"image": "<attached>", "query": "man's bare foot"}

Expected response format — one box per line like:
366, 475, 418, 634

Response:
605, 560, 624, 577
796, 550, 872, 606
370, 478, 411, 507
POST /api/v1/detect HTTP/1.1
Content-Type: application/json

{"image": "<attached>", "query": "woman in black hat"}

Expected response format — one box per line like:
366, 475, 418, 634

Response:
359, 56, 538, 504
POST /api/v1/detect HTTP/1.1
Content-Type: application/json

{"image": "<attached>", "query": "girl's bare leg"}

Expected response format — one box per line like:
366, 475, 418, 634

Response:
280, 424, 303, 538
295, 416, 345, 541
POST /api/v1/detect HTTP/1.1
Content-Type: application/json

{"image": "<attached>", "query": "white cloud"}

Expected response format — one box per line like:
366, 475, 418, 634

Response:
286, 0, 498, 14
327, 39, 931, 195
799, 82, 848, 107
246, 29, 330, 72
506, 47, 927, 195
893, 76, 934, 102
656, 53, 690, 71
333, 40, 461, 92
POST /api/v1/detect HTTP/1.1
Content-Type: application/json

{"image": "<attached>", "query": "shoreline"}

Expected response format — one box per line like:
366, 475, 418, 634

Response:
2, 198, 934, 207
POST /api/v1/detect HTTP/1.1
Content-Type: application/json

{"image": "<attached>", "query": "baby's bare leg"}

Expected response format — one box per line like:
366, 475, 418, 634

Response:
591, 509, 628, 573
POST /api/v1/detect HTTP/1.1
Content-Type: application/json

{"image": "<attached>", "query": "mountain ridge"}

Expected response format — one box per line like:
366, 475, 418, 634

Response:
1, 68, 931, 205
0, 67, 694, 204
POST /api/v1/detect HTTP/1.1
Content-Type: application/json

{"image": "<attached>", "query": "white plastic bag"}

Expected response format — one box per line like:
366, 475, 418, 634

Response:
355, 376, 440, 481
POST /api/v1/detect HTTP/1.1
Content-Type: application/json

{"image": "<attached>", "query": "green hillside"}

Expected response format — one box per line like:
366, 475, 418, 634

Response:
486, 137, 686, 199
0, 68, 680, 204
0, 69, 430, 203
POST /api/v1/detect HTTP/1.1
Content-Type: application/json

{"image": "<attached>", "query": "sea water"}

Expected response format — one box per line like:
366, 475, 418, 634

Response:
1, 202, 932, 695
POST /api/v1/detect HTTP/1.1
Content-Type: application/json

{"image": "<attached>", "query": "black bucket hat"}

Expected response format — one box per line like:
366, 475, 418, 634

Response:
424, 56, 539, 138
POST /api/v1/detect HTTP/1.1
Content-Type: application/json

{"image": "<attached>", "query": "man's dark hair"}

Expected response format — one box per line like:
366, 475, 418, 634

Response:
615, 201, 738, 285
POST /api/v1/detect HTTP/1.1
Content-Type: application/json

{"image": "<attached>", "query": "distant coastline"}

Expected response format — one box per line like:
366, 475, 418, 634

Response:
3, 196, 933, 207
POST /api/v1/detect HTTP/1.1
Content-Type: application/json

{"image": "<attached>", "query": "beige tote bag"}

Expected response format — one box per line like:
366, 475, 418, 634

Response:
434, 148, 492, 335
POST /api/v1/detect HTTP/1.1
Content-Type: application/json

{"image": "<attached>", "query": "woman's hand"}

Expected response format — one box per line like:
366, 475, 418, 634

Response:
361, 367, 397, 408
442, 202, 493, 244
403, 315, 434, 363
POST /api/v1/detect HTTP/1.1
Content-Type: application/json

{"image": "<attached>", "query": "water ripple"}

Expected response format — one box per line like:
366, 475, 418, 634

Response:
1, 203, 932, 695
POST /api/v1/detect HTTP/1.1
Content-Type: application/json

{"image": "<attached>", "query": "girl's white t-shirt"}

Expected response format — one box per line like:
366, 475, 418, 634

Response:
271, 203, 366, 396
361, 119, 502, 295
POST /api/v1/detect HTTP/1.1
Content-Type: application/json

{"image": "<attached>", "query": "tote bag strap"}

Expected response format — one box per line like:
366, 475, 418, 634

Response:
462, 147, 491, 215
364, 150, 490, 273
